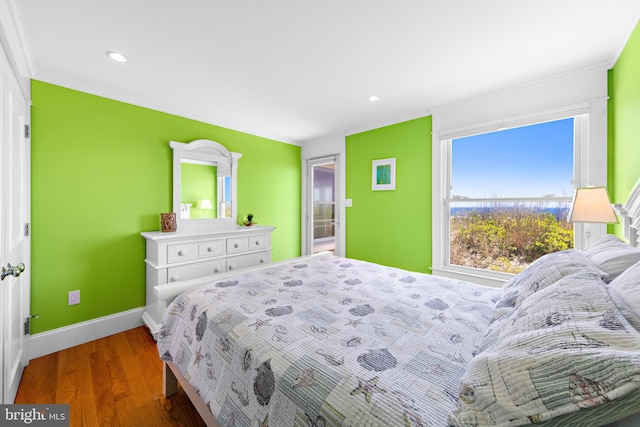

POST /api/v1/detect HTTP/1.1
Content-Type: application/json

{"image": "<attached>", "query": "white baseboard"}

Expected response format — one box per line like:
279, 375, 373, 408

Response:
28, 307, 146, 360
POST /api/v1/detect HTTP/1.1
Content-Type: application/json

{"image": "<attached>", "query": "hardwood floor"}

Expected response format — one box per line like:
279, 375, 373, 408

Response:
15, 326, 206, 427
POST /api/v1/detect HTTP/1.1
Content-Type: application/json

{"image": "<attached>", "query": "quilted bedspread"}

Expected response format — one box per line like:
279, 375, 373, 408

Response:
157, 254, 500, 426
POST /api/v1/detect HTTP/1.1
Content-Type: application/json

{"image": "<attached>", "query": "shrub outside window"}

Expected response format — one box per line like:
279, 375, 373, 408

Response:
446, 117, 577, 274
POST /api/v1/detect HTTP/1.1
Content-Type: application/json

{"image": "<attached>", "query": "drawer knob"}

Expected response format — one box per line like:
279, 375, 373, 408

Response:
207, 247, 213, 252
214, 268, 220, 273
228, 265, 234, 270
234, 243, 239, 248
255, 241, 260, 245
178, 250, 184, 256
170, 275, 179, 282
260, 259, 265, 264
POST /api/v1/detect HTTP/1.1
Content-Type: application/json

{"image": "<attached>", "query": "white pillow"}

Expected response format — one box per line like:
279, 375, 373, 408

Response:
490, 249, 607, 322
585, 234, 640, 282
609, 260, 640, 323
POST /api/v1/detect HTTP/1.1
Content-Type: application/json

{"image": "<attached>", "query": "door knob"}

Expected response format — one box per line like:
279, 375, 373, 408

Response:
1, 263, 25, 280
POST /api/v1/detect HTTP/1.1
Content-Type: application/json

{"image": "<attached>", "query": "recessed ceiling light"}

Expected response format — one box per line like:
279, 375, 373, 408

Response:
106, 51, 128, 63
367, 95, 379, 102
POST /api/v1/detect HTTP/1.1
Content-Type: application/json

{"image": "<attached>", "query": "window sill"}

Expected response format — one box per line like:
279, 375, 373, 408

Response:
431, 267, 511, 288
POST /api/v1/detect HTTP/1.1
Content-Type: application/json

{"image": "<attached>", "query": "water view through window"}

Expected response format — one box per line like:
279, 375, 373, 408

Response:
450, 118, 575, 273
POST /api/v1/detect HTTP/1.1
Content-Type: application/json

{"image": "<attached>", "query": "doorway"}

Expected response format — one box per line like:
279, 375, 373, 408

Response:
307, 157, 339, 254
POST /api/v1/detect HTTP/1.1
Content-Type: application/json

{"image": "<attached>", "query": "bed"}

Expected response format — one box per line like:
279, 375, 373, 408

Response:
155, 182, 640, 426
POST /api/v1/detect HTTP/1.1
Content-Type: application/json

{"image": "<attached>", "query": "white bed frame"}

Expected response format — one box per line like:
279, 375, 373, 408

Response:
158, 181, 640, 427
615, 178, 640, 248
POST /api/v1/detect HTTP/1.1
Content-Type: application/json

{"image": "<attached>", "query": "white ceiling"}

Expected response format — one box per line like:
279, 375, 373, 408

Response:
15, 0, 640, 144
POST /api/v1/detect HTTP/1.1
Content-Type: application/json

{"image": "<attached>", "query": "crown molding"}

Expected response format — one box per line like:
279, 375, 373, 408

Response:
430, 63, 609, 116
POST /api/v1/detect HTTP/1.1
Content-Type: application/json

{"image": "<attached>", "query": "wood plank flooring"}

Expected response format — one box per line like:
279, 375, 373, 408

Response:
14, 326, 206, 427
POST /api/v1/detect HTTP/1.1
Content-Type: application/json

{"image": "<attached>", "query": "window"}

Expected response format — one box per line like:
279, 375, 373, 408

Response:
433, 111, 603, 285
431, 70, 608, 286
218, 175, 232, 218
447, 118, 576, 274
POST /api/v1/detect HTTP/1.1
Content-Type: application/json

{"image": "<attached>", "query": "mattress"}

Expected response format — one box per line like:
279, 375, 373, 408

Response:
157, 254, 499, 426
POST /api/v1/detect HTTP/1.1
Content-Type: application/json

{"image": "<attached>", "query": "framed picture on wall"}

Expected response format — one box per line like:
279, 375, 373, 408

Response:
372, 158, 396, 191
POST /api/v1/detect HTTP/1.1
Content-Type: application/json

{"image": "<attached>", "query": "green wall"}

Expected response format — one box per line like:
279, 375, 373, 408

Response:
609, 19, 640, 237
30, 80, 301, 334
345, 116, 432, 272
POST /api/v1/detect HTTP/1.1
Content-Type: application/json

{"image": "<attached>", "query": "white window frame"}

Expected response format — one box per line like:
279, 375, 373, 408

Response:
217, 175, 231, 218
440, 114, 589, 283
432, 70, 615, 287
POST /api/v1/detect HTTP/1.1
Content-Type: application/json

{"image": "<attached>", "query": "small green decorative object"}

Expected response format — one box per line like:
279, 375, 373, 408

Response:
243, 213, 255, 226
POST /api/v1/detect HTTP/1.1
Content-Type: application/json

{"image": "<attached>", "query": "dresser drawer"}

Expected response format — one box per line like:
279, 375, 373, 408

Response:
198, 239, 224, 258
167, 243, 197, 263
248, 234, 268, 250
227, 237, 249, 254
226, 251, 269, 272
167, 259, 226, 283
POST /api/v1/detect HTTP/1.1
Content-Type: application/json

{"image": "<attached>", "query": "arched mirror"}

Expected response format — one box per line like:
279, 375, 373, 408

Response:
170, 139, 241, 231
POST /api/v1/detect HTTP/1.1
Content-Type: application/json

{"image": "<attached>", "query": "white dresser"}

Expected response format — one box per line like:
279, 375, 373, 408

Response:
141, 225, 275, 336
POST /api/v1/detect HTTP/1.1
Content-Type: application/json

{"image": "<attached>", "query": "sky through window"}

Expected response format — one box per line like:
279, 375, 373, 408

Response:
452, 118, 574, 199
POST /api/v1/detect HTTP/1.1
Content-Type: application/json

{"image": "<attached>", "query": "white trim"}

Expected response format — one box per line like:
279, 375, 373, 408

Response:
28, 307, 144, 359
430, 268, 506, 288
437, 102, 594, 141
432, 67, 608, 134
432, 66, 608, 284
431, 64, 608, 118
304, 156, 341, 255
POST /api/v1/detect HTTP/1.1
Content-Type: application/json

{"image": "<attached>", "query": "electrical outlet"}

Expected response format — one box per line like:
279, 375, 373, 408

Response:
68, 290, 80, 305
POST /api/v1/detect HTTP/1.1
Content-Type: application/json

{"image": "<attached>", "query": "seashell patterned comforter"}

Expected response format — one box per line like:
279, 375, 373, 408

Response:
157, 254, 500, 426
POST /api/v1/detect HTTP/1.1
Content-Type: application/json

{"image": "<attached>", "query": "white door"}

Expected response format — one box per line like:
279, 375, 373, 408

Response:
306, 157, 339, 254
1, 44, 30, 404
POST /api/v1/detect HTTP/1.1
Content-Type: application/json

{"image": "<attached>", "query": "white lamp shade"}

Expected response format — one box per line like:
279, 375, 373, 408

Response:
568, 187, 618, 223
195, 199, 213, 209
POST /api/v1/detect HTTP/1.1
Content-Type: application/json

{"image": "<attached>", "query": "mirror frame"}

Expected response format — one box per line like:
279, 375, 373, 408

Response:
170, 139, 242, 231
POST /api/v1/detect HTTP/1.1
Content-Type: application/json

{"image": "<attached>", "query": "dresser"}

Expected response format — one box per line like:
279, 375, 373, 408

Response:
141, 225, 275, 336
